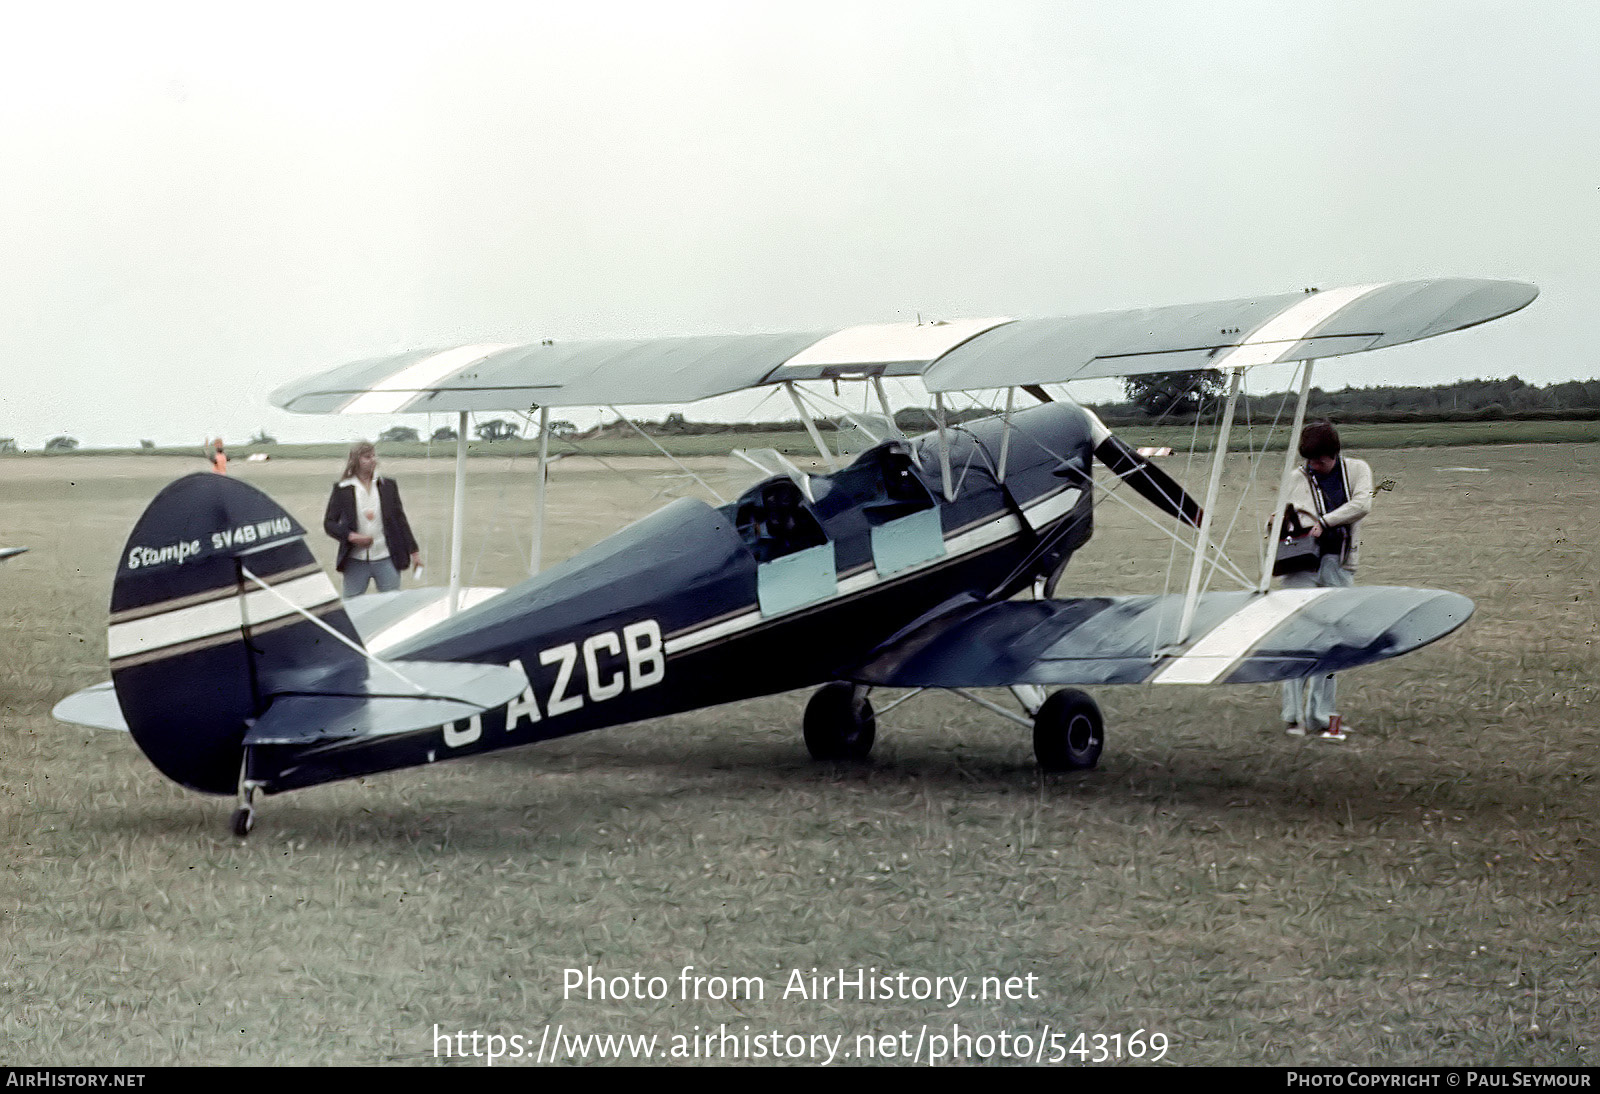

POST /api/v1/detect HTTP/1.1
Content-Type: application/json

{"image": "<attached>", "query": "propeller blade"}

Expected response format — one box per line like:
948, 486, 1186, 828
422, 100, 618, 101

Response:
1018, 392, 1205, 529
1093, 434, 1204, 528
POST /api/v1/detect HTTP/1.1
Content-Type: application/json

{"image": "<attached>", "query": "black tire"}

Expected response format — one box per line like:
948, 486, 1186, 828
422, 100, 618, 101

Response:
803, 683, 876, 761
1033, 689, 1104, 771
230, 807, 254, 838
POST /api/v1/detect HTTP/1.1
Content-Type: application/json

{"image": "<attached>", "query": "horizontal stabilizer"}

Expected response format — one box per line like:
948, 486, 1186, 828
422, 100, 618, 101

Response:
51, 659, 528, 744
244, 660, 529, 745
341, 585, 505, 655
850, 586, 1473, 688
51, 681, 127, 732
51, 654, 525, 750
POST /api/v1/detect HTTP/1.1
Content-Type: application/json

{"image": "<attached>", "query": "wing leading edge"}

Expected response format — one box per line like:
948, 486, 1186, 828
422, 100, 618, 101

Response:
271, 278, 1536, 415
847, 586, 1474, 688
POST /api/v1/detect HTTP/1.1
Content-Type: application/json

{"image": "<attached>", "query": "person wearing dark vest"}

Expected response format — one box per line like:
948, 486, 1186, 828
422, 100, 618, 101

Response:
324, 441, 422, 598
1280, 421, 1374, 741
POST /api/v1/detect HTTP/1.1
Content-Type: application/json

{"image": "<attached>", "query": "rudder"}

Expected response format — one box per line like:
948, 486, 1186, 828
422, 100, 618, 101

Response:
108, 474, 362, 794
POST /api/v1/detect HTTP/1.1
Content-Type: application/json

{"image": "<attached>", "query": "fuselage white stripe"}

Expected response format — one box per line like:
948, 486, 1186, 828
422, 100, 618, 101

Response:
1211, 284, 1389, 370
663, 487, 1080, 655
108, 572, 340, 660
339, 344, 513, 415
773, 318, 1012, 371
663, 609, 762, 654
1150, 588, 1333, 685
1019, 486, 1082, 531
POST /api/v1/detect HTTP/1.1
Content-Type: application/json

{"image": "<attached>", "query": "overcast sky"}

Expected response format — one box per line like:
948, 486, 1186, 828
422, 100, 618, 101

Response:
0, 1, 1593, 448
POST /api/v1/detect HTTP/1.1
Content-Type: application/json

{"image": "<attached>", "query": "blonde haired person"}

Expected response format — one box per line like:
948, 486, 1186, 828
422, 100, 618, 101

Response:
323, 441, 421, 598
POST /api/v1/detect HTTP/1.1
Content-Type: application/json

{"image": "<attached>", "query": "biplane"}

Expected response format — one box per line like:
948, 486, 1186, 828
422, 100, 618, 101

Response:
53, 278, 1536, 835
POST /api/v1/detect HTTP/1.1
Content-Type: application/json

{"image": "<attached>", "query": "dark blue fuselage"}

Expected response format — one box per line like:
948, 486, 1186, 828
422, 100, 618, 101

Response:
265, 403, 1096, 791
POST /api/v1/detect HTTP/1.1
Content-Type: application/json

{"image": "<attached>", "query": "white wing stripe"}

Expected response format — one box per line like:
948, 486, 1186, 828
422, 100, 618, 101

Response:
339, 344, 514, 415
1211, 284, 1390, 370
108, 572, 340, 660
1150, 588, 1333, 685
774, 318, 1012, 371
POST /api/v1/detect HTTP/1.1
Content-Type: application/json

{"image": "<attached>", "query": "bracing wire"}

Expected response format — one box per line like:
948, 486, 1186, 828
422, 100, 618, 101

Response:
919, 390, 1264, 602
959, 401, 1230, 571
422, 412, 448, 584
453, 411, 537, 589
604, 406, 727, 503
527, 409, 674, 498
1196, 369, 1297, 597
798, 383, 910, 454
1201, 380, 1256, 597
909, 382, 1264, 595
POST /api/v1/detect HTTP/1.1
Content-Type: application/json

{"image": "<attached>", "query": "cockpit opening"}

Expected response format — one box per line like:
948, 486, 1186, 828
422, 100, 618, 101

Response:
734, 478, 828, 564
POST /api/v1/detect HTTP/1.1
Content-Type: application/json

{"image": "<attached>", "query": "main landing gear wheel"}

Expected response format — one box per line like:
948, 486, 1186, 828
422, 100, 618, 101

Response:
230, 806, 255, 838
1033, 688, 1104, 772
804, 683, 876, 761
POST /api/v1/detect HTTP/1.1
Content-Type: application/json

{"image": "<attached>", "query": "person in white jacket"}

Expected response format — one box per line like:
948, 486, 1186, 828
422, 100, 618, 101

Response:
1281, 421, 1373, 740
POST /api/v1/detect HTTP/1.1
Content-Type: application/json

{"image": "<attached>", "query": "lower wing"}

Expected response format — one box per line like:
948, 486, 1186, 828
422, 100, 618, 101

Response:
849, 587, 1472, 687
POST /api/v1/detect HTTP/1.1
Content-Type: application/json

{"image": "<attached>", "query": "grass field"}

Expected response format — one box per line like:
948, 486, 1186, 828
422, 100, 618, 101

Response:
2, 443, 1597, 1066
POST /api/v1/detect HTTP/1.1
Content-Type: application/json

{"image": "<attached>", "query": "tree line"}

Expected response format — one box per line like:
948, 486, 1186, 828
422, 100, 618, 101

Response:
380, 374, 1600, 442
1111, 371, 1600, 423
18, 373, 1599, 453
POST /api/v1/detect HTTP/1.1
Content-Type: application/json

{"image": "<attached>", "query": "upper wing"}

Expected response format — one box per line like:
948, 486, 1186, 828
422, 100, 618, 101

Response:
271, 278, 1536, 414
848, 586, 1473, 688
272, 332, 831, 415
918, 279, 1536, 391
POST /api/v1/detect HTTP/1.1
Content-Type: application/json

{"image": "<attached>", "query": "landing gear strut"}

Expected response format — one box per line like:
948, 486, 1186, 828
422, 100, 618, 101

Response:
803, 683, 876, 761
230, 748, 262, 837
1032, 688, 1104, 771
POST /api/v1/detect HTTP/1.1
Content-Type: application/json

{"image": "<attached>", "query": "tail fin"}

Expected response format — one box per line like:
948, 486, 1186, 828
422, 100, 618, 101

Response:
108, 473, 361, 794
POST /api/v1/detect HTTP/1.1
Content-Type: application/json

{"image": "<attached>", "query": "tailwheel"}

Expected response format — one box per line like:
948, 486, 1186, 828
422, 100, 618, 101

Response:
803, 683, 876, 761
231, 749, 258, 838
1033, 688, 1103, 771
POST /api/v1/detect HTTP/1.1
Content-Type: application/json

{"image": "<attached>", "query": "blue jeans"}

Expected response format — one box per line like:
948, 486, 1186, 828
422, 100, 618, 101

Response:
343, 556, 400, 598
1280, 554, 1354, 730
